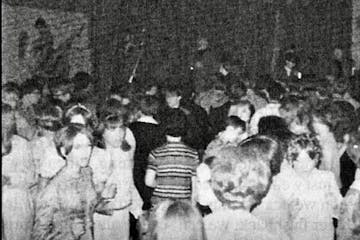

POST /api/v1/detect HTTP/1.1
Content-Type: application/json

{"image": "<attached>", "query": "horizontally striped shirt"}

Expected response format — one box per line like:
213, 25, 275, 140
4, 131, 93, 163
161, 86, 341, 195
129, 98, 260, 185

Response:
147, 141, 199, 200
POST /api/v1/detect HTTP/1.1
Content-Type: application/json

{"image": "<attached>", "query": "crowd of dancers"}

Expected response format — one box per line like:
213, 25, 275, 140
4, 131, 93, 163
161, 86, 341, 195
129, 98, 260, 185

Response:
2, 44, 360, 240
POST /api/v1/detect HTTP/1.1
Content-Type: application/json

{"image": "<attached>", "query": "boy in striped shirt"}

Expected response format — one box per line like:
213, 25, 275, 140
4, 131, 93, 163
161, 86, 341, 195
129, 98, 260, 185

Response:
145, 108, 199, 207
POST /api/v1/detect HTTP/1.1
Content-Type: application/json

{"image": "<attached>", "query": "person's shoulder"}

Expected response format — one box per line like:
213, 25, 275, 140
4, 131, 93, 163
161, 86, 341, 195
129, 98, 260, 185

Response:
12, 134, 30, 146
180, 143, 199, 155
314, 169, 335, 179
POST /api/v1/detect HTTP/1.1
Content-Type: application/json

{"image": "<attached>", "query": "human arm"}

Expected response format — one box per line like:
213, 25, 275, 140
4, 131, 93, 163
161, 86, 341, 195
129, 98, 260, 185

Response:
7, 138, 37, 188
145, 169, 157, 188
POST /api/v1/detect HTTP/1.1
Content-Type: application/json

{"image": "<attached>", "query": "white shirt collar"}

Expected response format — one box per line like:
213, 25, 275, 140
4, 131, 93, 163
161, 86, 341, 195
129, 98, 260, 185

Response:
137, 115, 158, 125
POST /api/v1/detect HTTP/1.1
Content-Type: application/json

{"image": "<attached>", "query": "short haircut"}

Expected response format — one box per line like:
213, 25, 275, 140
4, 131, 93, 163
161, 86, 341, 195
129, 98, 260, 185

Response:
20, 78, 42, 97
258, 116, 289, 136
240, 135, 284, 177
286, 133, 322, 167
228, 81, 247, 100
165, 83, 183, 97
209, 146, 271, 210
313, 100, 357, 143
163, 109, 187, 137
54, 123, 93, 159
34, 17, 47, 28
226, 115, 246, 132
139, 96, 159, 116
148, 200, 205, 240
284, 52, 297, 64
266, 82, 286, 101
72, 71, 93, 90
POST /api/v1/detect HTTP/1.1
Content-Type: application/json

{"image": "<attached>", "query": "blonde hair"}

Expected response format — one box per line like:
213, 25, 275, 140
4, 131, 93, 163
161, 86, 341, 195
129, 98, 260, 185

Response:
148, 200, 206, 240
210, 146, 271, 210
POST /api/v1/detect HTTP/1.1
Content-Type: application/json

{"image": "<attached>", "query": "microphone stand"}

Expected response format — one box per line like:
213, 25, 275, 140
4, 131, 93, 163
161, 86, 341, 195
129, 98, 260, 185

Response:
128, 28, 146, 85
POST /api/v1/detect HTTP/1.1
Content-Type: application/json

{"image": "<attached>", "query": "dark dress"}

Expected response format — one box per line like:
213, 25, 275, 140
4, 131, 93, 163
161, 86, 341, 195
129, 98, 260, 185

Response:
128, 121, 165, 210
208, 101, 232, 136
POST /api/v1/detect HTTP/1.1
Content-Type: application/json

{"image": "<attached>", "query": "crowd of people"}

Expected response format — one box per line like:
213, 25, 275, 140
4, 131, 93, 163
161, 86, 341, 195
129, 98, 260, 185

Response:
2, 43, 360, 240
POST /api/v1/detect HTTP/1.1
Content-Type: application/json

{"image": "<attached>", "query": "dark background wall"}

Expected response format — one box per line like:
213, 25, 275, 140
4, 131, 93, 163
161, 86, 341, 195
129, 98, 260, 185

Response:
3, 0, 354, 92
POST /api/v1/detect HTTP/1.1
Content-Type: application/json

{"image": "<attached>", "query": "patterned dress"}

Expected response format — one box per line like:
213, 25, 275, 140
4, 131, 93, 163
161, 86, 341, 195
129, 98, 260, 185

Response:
2, 135, 36, 240
32, 167, 97, 240
90, 128, 143, 240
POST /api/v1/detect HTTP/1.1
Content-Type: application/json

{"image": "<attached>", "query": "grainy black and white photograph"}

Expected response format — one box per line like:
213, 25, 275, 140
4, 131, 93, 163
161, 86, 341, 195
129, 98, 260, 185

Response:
1, 0, 360, 240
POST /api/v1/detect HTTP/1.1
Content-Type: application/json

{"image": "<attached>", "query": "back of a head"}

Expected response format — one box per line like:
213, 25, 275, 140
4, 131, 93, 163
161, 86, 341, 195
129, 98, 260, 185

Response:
314, 100, 356, 143
72, 71, 93, 90
226, 115, 246, 132
209, 146, 271, 210
149, 200, 205, 240
228, 81, 247, 100
163, 109, 187, 137
140, 95, 160, 117
258, 116, 289, 136
266, 81, 286, 101
240, 135, 284, 176
20, 78, 42, 97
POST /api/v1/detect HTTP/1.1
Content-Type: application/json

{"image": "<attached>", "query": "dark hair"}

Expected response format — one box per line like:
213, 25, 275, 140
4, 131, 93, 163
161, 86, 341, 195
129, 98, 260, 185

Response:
258, 116, 289, 135
313, 100, 357, 143
3, 82, 20, 96
228, 81, 247, 100
72, 71, 93, 91
2, 103, 17, 156
54, 123, 93, 159
241, 135, 284, 177
165, 83, 183, 97
20, 78, 42, 97
267, 82, 286, 101
50, 78, 74, 95
34, 17, 47, 28
163, 109, 187, 137
226, 116, 246, 132
284, 52, 297, 64
279, 94, 306, 113
37, 103, 63, 132
139, 96, 159, 116
99, 99, 129, 124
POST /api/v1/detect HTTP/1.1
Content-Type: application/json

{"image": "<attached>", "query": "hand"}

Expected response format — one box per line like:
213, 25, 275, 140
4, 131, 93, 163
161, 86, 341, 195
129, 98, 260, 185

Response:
102, 184, 117, 199
71, 218, 85, 239
95, 199, 114, 216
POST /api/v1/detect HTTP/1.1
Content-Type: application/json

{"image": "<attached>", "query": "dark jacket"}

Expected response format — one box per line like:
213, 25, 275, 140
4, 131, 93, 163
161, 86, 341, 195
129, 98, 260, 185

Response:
129, 121, 165, 210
